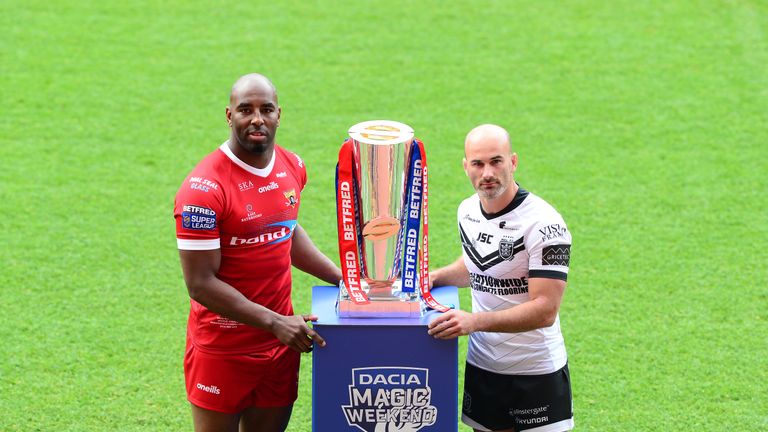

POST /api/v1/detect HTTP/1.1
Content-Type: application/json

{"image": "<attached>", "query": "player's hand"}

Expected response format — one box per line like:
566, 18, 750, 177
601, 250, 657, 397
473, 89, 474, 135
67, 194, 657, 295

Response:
272, 314, 326, 353
427, 309, 475, 339
427, 271, 437, 290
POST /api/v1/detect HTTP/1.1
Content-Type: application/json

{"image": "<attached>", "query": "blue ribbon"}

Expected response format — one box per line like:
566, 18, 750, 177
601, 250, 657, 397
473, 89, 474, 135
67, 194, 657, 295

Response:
400, 140, 423, 293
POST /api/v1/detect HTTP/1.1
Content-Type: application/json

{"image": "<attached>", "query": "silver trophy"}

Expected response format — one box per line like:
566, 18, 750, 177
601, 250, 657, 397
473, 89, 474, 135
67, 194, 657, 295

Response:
336, 120, 424, 317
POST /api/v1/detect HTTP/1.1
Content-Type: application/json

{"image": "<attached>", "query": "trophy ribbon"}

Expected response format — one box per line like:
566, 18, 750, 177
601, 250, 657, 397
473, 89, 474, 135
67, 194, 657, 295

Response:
336, 139, 370, 304
412, 139, 449, 312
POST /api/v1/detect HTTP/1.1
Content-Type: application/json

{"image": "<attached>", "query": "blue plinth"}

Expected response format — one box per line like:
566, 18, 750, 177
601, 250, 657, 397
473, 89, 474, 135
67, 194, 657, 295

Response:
311, 285, 459, 432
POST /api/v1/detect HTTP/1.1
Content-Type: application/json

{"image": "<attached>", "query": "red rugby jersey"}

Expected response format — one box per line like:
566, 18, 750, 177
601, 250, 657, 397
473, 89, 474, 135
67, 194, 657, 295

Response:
174, 142, 307, 354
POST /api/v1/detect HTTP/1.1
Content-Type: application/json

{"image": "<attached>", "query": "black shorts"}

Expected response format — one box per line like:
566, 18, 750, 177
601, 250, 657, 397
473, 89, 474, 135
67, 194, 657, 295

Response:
462, 362, 573, 431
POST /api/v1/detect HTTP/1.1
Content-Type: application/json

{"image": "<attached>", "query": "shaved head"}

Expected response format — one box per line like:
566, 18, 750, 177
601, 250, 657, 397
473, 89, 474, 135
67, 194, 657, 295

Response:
229, 73, 278, 105
464, 124, 511, 156
462, 124, 518, 210
225, 73, 281, 167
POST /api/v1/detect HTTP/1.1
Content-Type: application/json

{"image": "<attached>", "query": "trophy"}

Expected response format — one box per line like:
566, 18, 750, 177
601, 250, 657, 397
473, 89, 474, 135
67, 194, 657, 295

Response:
335, 120, 448, 317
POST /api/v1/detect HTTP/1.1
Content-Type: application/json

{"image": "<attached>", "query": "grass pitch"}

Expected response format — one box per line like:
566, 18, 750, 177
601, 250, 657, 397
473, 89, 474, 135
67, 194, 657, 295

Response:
1, 1, 766, 430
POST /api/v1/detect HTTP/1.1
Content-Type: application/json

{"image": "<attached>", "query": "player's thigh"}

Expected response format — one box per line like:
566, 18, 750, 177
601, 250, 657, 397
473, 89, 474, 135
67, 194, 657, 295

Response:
510, 364, 573, 431
462, 363, 519, 431
239, 405, 293, 432
185, 346, 268, 413
250, 344, 301, 408
191, 403, 240, 432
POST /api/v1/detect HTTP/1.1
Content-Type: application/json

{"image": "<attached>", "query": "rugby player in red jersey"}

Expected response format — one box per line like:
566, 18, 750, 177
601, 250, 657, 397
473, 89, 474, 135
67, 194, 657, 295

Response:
174, 73, 341, 432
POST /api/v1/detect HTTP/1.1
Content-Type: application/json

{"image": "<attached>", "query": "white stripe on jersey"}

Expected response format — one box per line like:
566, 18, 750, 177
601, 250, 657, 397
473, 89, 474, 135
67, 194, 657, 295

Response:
177, 238, 220, 250
219, 141, 275, 177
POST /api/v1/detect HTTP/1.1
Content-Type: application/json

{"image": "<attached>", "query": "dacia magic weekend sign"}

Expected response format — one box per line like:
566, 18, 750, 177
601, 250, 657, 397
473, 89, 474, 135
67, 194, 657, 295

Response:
342, 367, 437, 432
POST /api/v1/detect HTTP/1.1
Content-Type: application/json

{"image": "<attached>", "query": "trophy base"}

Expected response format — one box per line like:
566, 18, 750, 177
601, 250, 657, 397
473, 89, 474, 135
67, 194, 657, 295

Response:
336, 280, 424, 318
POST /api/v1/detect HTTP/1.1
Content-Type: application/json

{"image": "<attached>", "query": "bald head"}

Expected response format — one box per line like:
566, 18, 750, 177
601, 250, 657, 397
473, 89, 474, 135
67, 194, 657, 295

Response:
462, 124, 519, 207
225, 73, 282, 166
230, 73, 278, 104
464, 124, 511, 156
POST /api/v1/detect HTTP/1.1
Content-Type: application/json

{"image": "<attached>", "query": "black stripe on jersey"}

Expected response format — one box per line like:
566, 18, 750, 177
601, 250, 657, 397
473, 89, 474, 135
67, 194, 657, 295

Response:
460, 225, 525, 271
480, 186, 529, 220
529, 269, 568, 281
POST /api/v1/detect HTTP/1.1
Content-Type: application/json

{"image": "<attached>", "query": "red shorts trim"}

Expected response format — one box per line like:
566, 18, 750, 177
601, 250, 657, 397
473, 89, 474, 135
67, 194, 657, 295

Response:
184, 341, 300, 413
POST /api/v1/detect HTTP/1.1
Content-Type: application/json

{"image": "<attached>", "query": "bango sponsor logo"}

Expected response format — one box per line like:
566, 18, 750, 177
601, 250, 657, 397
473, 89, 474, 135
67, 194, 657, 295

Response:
181, 205, 216, 230
229, 220, 297, 246
342, 367, 437, 432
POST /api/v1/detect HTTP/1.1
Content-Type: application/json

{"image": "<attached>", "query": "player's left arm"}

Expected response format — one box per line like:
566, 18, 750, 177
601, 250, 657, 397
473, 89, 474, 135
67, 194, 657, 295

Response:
290, 223, 342, 285
474, 277, 565, 332
428, 277, 565, 338
430, 211, 571, 339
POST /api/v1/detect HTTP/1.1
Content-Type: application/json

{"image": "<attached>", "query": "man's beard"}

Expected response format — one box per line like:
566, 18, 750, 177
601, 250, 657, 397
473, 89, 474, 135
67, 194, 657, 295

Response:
477, 183, 507, 199
236, 133, 270, 154
475, 177, 509, 199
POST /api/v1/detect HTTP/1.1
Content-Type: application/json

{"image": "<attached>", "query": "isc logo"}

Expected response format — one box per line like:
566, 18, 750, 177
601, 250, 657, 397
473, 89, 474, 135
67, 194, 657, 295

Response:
477, 232, 493, 244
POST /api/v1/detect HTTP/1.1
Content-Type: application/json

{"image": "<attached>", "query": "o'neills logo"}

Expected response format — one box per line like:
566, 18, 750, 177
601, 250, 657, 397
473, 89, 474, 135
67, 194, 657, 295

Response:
342, 367, 437, 432
258, 181, 279, 193
196, 383, 220, 395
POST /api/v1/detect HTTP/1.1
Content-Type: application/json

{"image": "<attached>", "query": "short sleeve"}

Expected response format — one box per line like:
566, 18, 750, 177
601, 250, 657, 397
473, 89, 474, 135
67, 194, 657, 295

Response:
526, 215, 572, 281
174, 175, 224, 250
296, 153, 308, 191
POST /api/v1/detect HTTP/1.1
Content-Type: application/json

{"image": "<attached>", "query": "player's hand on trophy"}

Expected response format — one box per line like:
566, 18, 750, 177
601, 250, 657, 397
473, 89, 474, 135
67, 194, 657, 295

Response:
272, 314, 326, 352
428, 270, 443, 290
427, 309, 475, 339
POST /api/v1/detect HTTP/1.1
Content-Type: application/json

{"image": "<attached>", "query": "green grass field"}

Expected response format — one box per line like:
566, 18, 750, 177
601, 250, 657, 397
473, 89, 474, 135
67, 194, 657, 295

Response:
1, 1, 766, 430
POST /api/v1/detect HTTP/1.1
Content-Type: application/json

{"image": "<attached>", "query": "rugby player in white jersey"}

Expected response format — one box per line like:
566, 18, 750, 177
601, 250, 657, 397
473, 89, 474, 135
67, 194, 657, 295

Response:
428, 124, 574, 432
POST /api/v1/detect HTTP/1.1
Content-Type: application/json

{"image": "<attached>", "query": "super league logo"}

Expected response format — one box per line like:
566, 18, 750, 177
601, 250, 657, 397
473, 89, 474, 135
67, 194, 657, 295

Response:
342, 367, 438, 432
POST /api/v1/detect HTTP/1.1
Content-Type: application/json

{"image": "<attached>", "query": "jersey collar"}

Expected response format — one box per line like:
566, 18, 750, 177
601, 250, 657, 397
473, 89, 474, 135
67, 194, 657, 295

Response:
219, 141, 276, 177
479, 184, 529, 219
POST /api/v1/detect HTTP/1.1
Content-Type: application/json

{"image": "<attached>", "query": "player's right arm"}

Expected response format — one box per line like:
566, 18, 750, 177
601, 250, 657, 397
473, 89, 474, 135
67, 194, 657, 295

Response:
178, 248, 324, 352
430, 256, 471, 289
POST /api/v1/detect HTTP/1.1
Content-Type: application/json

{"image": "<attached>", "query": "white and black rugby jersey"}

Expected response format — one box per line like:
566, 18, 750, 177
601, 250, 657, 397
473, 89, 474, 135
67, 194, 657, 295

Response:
458, 186, 572, 375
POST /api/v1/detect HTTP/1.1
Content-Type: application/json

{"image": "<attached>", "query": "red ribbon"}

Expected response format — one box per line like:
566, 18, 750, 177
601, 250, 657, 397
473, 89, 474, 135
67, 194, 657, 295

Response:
415, 139, 449, 312
337, 139, 369, 304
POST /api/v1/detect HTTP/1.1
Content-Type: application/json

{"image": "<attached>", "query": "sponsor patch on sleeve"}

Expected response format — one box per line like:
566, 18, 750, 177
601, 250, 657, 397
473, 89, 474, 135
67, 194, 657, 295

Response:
542, 244, 570, 266
181, 205, 217, 230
